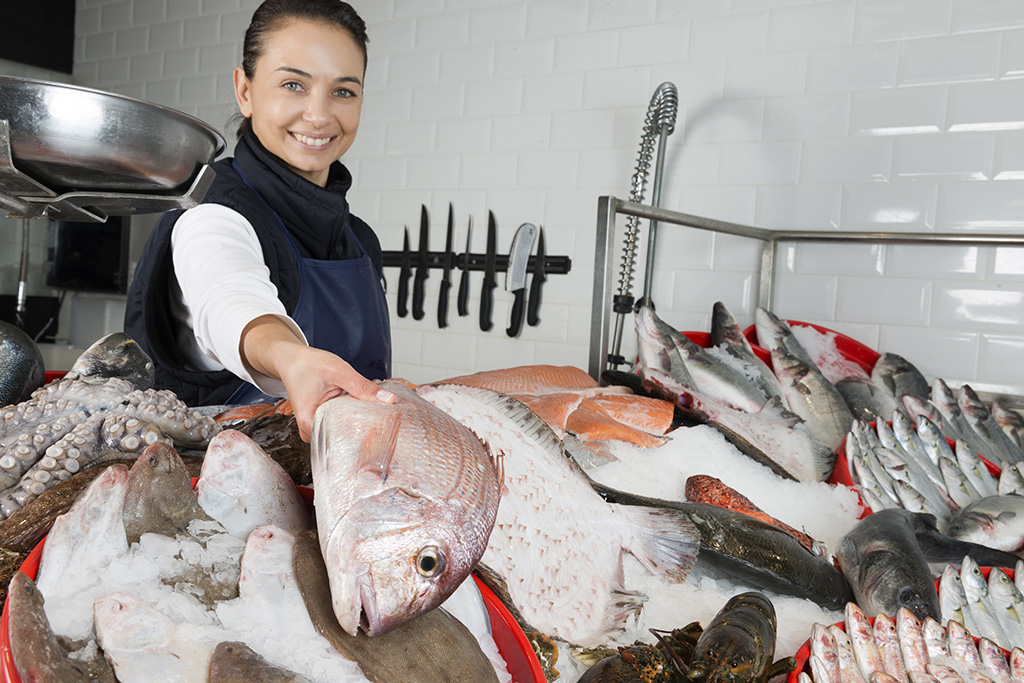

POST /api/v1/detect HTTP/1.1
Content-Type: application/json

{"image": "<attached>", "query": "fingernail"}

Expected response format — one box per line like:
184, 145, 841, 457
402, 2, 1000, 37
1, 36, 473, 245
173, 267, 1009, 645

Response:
376, 389, 395, 403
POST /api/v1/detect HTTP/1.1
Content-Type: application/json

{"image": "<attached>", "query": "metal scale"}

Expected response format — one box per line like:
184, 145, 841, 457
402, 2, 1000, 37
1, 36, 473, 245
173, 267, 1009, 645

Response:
0, 76, 224, 332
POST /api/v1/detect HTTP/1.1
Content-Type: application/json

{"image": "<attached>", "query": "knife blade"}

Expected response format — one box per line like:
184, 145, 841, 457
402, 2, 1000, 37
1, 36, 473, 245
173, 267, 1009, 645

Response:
412, 204, 429, 320
396, 226, 411, 318
437, 203, 454, 329
505, 222, 537, 338
526, 227, 546, 327
479, 211, 497, 332
456, 216, 472, 317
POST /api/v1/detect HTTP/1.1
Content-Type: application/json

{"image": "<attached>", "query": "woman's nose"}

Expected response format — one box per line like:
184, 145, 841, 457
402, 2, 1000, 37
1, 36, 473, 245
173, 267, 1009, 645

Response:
303, 94, 330, 125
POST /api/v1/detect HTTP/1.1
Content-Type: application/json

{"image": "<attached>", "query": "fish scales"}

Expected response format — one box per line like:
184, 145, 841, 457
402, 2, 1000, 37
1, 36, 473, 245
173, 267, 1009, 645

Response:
710, 300, 786, 403
941, 564, 982, 636
897, 607, 930, 675
961, 555, 1013, 650
0, 320, 45, 408
770, 345, 855, 452
988, 567, 1024, 649
311, 381, 502, 637
846, 602, 885, 682
874, 613, 908, 682
417, 383, 700, 647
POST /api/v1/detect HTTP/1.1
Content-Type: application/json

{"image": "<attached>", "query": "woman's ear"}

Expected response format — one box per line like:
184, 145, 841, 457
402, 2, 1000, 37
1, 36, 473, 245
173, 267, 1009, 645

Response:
233, 66, 253, 119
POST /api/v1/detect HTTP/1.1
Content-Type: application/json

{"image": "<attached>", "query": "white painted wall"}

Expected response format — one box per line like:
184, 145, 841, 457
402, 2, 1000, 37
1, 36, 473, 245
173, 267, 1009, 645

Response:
5, 0, 1024, 396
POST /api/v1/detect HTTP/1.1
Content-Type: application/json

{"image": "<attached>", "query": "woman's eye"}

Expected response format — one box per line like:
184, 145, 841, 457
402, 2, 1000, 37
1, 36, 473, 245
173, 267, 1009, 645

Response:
335, 88, 357, 98
283, 81, 302, 92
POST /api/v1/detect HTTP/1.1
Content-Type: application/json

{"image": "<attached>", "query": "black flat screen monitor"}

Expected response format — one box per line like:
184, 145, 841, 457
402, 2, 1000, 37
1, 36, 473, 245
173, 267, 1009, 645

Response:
46, 217, 130, 294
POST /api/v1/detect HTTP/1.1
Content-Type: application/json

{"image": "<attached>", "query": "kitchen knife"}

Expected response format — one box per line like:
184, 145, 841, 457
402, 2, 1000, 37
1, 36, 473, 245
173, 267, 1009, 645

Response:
396, 226, 411, 318
456, 216, 472, 317
479, 211, 497, 332
437, 203, 454, 329
526, 227, 546, 327
505, 222, 537, 338
412, 204, 429, 321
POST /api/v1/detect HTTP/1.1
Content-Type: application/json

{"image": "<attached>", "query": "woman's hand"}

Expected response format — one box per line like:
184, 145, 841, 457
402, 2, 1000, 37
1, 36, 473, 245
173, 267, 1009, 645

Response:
240, 315, 394, 441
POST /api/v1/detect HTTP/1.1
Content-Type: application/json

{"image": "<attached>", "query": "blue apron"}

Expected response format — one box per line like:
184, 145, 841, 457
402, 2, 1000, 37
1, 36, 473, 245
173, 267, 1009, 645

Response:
227, 162, 391, 404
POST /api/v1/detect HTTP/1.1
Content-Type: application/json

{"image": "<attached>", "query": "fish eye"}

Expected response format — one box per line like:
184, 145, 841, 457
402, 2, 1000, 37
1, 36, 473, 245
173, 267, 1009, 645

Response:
416, 546, 446, 578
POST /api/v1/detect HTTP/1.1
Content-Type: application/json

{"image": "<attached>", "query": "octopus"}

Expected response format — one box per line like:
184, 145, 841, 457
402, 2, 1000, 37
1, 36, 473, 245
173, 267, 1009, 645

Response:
0, 376, 219, 520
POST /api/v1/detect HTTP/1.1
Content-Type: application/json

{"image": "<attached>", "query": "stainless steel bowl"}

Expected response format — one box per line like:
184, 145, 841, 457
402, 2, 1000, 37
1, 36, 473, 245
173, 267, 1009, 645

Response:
0, 76, 226, 195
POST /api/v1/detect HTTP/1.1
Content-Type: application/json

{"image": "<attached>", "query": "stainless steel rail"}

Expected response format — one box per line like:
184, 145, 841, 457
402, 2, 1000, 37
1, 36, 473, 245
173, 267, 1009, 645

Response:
589, 195, 1024, 381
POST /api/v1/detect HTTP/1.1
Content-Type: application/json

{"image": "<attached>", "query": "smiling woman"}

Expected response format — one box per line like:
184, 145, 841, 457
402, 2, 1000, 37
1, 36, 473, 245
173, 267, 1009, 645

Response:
124, 0, 395, 442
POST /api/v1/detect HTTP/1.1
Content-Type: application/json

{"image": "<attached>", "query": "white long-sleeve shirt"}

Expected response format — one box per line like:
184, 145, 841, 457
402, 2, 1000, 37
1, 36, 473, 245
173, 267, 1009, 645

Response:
169, 203, 307, 398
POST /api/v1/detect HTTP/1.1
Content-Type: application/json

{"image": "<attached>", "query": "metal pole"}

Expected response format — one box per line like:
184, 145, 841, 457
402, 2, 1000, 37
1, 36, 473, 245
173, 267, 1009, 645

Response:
640, 125, 670, 303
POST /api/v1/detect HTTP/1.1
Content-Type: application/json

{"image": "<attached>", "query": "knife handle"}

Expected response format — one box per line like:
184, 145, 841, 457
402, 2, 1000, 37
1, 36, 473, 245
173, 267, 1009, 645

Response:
437, 279, 451, 329
526, 276, 543, 327
457, 270, 470, 317
479, 278, 496, 332
412, 272, 427, 320
397, 272, 410, 318
507, 289, 525, 338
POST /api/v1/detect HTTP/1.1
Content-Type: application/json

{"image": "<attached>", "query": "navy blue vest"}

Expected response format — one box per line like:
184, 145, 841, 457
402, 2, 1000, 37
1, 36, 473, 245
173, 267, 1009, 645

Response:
124, 131, 388, 407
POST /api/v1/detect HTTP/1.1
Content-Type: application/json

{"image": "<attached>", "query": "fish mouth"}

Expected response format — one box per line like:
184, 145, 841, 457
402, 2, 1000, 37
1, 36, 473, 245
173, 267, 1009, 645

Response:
354, 572, 397, 637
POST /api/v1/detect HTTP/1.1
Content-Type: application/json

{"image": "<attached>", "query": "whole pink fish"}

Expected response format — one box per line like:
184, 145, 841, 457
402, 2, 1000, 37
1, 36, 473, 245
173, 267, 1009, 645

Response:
946, 618, 982, 673
922, 617, 949, 664
831, 624, 869, 683
846, 602, 884, 681
928, 664, 967, 683
978, 637, 1013, 683
310, 381, 502, 636
811, 622, 841, 683
1009, 647, 1024, 682
910, 673, 943, 683
874, 612, 907, 681
898, 607, 930, 675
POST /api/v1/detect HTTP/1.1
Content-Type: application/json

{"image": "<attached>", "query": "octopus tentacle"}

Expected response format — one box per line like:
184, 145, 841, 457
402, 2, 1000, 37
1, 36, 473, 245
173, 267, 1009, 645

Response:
0, 414, 171, 519
0, 411, 90, 489
0, 378, 136, 439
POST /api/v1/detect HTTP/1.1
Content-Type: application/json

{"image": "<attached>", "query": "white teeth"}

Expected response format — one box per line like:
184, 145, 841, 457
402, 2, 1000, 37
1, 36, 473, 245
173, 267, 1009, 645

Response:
293, 133, 332, 147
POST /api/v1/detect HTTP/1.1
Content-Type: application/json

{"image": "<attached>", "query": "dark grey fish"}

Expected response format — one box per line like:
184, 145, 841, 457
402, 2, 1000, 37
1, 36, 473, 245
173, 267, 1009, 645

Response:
292, 529, 500, 682
7, 571, 111, 682
64, 332, 154, 390
871, 352, 930, 402
122, 441, 212, 545
835, 508, 941, 621
586, 482, 855, 611
0, 319, 45, 408
836, 376, 902, 423
958, 384, 1023, 465
209, 641, 307, 682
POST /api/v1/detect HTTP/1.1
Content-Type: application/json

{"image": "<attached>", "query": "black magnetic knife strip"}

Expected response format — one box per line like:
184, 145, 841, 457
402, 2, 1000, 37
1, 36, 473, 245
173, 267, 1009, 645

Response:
381, 251, 571, 274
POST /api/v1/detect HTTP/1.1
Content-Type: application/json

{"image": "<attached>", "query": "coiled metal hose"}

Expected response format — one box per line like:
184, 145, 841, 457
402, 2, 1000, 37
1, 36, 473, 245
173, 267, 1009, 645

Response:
608, 82, 678, 367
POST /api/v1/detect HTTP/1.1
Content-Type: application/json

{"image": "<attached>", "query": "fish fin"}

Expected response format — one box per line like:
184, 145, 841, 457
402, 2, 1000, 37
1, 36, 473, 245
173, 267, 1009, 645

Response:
356, 412, 402, 481
619, 506, 700, 583
758, 396, 803, 428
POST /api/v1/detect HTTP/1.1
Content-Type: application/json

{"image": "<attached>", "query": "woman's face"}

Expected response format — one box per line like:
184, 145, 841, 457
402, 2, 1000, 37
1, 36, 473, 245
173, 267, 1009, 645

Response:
233, 19, 364, 187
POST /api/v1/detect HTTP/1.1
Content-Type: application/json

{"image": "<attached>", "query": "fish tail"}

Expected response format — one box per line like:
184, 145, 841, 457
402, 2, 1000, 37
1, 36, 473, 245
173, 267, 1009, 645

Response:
619, 506, 700, 583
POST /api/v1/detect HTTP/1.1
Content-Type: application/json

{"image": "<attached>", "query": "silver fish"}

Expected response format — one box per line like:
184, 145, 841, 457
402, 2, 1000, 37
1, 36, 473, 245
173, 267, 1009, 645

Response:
934, 379, 1001, 465
940, 563, 982, 636
310, 381, 502, 636
919, 416, 958, 471
1000, 464, 1024, 497
961, 555, 1013, 650
754, 307, 816, 366
956, 439, 1000, 498
988, 567, 1024, 651
894, 410, 940, 475
837, 376, 902, 424
940, 455, 982, 510
959, 384, 1023, 465
947, 495, 1024, 553
0, 319, 45, 408
638, 301, 772, 413
904, 394, 963, 443
643, 369, 835, 482
709, 300, 786, 403
872, 352, 930, 402
417, 382, 700, 646
770, 345, 855, 451
874, 446, 953, 524
992, 401, 1024, 458
635, 301, 697, 388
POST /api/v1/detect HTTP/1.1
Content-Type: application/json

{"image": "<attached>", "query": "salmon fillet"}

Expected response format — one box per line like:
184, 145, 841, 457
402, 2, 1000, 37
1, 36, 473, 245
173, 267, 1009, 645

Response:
513, 393, 585, 437
565, 402, 667, 449
440, 364, 600, 395
578, 394, 675, 436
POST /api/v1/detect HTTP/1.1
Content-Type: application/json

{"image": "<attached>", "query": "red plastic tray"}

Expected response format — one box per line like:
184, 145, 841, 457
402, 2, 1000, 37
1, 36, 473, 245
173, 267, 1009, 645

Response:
742, 320, 881, 376
0, 486, 545, 683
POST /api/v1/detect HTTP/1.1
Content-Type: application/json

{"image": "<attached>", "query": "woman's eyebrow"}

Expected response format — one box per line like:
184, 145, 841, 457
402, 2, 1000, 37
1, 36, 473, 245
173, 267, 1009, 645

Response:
275, 66, 362, 87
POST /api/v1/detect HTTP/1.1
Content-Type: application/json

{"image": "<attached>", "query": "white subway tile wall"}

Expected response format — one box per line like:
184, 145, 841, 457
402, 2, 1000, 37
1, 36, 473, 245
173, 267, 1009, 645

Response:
1, 0, 1022, 394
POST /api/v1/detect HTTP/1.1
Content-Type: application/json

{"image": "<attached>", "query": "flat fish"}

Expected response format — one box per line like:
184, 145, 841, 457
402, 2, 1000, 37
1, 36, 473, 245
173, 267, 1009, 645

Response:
292, 529, 501, 682
122, 441, 211, 545
0, 319, 45, 408
209, 641, 308, 682
311, 381, 502, 636
417, 383, 700, 646
196, 429, 309, 540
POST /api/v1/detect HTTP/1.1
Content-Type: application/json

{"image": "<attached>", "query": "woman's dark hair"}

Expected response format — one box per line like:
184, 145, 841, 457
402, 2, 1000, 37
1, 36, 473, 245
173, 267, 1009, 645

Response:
233, 0, 368, 139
